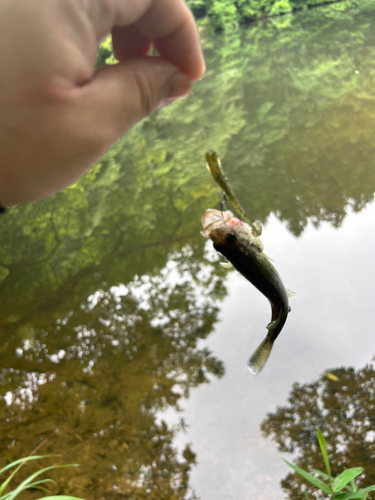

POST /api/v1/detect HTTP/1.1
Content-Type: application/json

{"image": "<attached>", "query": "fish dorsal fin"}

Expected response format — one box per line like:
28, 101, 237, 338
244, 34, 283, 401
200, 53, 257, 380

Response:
264, 253, 274, 263
253, 221, 263, 236
287, 289, 296, 299
220, 261, 233, 269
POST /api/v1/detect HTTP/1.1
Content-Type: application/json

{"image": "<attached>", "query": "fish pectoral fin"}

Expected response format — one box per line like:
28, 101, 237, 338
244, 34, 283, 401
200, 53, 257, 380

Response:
266, 318, 280, 331
287, 289, 296, 299
220, 261, 233, 269
253, 221, 263, 236
248, 336, 274, 375
264, 253, 275, 263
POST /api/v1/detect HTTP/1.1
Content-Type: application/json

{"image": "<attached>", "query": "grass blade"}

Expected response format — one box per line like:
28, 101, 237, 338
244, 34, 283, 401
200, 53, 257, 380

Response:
0, 456, 56, 496
22, 478, 56, 489
283, 460, 331, 494
311, 469, 330, 480
0, 466, 20, 496
38, 497, 86, 500
334, 492, 367, 499
349, 480, 358, 492
316, 428, 331, 479
6, 465, 79, 500
0, 456, 58, 475
361, 485, 375, 494
332, 468, 363, 493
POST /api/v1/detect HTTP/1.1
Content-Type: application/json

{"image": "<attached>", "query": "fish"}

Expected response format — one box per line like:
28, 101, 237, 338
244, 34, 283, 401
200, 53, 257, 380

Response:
201, 209, 293, 374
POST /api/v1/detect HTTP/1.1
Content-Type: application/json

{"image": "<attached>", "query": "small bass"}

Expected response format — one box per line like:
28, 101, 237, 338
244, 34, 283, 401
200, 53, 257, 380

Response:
203, 151, 293, 373
201, 209, 292, 374
201, 209, 294, 374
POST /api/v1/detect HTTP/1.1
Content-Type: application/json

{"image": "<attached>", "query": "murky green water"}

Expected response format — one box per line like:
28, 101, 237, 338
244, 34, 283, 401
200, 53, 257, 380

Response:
2, 2, 375, 499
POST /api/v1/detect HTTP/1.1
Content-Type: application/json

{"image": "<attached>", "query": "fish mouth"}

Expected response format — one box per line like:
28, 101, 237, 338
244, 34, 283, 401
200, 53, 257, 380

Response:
201, 209, 233, 238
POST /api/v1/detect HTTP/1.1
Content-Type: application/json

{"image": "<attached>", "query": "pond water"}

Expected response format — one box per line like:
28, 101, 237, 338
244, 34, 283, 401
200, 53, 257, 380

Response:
1, 2, 375, 499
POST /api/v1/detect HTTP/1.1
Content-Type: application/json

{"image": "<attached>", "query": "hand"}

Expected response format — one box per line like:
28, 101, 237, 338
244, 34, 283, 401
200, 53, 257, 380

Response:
0, 0, 205, 207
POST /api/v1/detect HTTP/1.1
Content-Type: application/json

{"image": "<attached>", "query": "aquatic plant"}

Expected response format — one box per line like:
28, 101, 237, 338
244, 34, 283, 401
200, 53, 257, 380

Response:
0, 455, 85, 500
285, 428, 375, 499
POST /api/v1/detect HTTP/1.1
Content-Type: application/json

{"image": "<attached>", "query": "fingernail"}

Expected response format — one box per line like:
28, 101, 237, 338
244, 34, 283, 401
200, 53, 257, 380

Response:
164, 71, 191, 104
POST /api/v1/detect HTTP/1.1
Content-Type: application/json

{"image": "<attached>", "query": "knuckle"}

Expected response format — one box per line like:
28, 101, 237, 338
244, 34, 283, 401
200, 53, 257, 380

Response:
132, 70, 160, 117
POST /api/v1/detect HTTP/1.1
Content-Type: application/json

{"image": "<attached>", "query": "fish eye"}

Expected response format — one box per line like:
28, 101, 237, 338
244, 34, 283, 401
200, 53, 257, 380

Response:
226, 232, 236, 244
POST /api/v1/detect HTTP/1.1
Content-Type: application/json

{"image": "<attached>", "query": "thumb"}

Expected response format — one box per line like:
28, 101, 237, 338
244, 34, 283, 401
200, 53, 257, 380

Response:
83, 57, 192, 144
0, 58, 192, 207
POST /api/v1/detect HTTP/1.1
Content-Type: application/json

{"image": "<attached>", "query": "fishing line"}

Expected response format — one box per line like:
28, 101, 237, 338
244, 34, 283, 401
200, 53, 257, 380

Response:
191, 77, 255, 231
189, 84, 227, 222
220, 192, 232, 229
189, 81, 211, 152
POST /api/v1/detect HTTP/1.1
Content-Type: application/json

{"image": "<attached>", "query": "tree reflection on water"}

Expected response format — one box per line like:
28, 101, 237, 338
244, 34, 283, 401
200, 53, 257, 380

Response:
261, 362, 375, 499
0, 248, 225, 499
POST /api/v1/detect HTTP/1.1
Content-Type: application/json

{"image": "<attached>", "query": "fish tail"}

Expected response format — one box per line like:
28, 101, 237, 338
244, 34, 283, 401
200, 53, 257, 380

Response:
247, 335, 274, 375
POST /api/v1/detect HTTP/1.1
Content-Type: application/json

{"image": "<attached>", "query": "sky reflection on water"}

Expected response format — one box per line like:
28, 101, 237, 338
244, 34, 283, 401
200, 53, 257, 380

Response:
166, 202, 375, 499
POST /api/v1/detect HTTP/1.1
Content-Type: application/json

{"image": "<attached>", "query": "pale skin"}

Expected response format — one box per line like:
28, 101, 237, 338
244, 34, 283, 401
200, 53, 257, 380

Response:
0, 0, 205, 207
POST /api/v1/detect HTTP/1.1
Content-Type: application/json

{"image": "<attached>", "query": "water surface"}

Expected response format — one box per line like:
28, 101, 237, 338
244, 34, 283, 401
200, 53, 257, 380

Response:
1, 2, 375, 499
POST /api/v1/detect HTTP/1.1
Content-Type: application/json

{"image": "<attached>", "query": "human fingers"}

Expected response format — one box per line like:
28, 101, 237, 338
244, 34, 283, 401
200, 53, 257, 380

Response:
112, 25, 151, 61
81, 57, 192, 141
110, 0, 205, 81
0, 58, 191, 206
